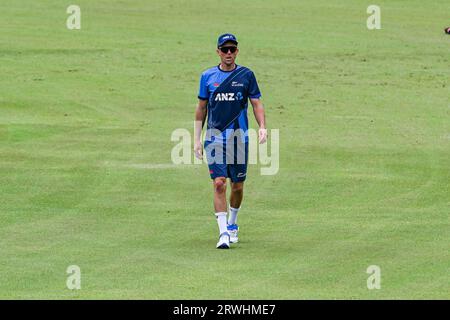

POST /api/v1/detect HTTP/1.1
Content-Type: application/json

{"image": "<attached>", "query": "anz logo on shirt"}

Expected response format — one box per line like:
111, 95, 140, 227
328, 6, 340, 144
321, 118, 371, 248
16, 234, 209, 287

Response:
214, 92, 243, 102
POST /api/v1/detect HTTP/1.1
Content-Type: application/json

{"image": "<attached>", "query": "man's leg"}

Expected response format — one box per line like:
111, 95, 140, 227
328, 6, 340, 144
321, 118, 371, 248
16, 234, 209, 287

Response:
226, 139, 248, 243
213, 177, 227, 213
213, 177, 231, 249
206, 139, 230, 248
229, 181, 244, 225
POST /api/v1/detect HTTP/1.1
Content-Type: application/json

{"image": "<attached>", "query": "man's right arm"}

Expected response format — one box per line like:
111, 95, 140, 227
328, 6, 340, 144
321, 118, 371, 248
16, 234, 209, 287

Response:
194, 99, 208, 159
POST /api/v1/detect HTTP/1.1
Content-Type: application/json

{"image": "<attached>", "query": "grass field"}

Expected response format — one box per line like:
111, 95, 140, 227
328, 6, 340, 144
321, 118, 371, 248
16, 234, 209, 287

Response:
0, 0, 449, 299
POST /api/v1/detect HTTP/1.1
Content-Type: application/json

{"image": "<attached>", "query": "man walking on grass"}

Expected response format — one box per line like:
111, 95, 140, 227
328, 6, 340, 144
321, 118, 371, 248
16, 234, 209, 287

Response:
194, 33, 267, 249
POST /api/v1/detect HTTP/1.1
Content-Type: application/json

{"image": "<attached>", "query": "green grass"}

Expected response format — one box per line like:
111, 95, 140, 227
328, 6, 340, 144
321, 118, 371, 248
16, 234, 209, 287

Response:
0, 0, 449, 299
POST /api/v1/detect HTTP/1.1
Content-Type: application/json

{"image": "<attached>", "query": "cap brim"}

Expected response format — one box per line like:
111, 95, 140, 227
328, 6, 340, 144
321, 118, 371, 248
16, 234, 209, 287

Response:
218, 40, 238, 47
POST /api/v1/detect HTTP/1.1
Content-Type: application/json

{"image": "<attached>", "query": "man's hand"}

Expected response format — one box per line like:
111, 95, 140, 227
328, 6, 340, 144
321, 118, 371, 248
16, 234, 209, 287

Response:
258, 128, 267, 144
194, 140, 203, 159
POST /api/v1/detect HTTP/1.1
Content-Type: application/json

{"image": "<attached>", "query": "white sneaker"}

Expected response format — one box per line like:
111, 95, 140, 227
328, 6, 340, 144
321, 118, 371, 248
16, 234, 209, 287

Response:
216, 232, 230, 249
227, 224, 239, 243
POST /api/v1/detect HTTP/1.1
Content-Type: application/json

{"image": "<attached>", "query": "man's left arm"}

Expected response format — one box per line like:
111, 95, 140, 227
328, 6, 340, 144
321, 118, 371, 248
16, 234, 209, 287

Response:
250, 98, 267, 144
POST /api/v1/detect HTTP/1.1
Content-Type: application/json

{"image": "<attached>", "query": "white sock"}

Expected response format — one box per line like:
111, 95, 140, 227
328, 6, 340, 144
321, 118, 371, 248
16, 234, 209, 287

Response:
215, 212, 228, 235
228, 207, 240, 225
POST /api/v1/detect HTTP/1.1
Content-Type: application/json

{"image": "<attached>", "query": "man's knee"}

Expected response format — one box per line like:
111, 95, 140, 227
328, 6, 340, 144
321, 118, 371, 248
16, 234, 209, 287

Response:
214, 177, 227, 193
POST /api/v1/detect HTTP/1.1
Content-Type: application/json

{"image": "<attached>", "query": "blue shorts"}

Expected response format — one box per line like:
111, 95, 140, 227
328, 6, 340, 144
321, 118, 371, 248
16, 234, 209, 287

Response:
204, 140, 248, 182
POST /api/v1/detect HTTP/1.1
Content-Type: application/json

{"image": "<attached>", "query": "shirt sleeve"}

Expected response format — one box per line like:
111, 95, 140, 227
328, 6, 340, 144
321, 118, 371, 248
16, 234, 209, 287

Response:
198, 73, 209, 100
248, 71, 262, 99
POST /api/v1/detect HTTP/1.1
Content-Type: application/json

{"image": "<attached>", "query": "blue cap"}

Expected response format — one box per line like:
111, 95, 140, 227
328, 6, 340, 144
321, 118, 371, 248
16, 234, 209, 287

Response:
217, 33, 238, 47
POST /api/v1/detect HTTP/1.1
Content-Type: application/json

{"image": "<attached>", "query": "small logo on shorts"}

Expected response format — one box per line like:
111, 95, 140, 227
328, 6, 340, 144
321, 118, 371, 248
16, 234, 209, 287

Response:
209, 170, 214, 174
237, 172, 246, 178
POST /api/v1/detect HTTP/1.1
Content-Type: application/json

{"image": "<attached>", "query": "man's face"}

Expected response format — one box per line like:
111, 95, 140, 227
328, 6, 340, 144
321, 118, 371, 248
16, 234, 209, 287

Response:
216, 41, 239, 66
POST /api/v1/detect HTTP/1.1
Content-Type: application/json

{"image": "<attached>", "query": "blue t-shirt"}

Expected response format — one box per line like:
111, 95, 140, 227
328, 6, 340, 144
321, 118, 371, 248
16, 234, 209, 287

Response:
198, 65, 261, 142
